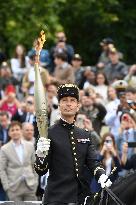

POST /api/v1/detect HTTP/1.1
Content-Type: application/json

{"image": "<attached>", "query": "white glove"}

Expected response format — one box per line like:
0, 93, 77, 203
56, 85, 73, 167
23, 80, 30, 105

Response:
36, 137, 50, 158
98, 174, 112, 188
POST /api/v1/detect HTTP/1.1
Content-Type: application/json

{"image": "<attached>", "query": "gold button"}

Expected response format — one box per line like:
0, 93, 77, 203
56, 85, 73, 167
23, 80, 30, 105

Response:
71, 131, 73, 134
76, 168, 78, 172
72, 142, 75, 145
74, 152, 76, 155
73, 147, 75, 150
75, 158, 77, 161
71, 137, 74, 140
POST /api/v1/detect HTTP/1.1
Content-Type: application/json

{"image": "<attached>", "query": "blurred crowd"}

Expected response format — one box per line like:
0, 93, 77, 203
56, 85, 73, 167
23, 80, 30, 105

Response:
0, 32, 136, 201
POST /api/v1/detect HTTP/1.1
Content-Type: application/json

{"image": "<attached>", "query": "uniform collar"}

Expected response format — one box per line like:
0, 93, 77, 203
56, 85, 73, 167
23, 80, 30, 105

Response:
60, 118, 75, 130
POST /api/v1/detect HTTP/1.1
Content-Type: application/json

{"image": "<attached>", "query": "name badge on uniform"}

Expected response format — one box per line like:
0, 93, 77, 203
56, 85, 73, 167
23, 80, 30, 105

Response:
77, 138, 90, 143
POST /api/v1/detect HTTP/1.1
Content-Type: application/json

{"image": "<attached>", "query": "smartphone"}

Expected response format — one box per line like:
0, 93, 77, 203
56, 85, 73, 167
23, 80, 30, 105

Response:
128, 142, 136, 148
76, 115, 86, 129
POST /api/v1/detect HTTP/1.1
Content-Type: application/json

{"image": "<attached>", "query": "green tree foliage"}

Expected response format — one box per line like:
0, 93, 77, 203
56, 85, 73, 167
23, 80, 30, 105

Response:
58, 0, 136, 64
0, 0, 63, 57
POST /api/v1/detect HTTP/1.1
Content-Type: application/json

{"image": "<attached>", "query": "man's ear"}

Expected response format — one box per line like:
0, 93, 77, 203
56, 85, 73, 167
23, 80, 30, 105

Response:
77, 102, 81, 112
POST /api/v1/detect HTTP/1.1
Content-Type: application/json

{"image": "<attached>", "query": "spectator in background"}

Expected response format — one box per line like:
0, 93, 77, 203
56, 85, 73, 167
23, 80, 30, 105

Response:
91, 133, 121, 193
117, 111, 136, 159
83, 66, 96, 89
104, 80, 129, 140
104, 86, 120, 138
0, 111, 10, 201
0, 121, 38, 201
10, 44, 30, 80
71, 54, 85, 89
47, 84, 58, 108
51, 52, 75, 86
56, 31, 74, 63
100, 133, 121, 177
22, 122, 35, 143
104, 47, 128, 84
75, 112, 101, 149
0, 62, 19, 91
121, 142, 136, 170
46, 84, 60, 126
79, 91, 107, 134
28, 39, 51, 69
124, 64, 136, 88
0, 85, 20, 118
0, 111, 10, 147
97, 37, 114, 67
21, 50, 50, 96
50, 31, 74, 73
12, 95, 35, 124
125, 87, 136, 102
95, 72, 109, 104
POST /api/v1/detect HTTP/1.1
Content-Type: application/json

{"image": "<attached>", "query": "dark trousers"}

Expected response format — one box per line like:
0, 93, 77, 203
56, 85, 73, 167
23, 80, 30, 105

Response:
0, 183, 7, 201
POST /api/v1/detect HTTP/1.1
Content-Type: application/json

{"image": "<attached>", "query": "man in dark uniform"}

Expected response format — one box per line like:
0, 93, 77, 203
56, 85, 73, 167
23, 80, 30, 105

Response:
34, 84, 112, 205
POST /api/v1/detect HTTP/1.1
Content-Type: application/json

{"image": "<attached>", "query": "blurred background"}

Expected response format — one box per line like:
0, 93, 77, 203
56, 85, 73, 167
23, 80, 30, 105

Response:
0, 0, 136, 64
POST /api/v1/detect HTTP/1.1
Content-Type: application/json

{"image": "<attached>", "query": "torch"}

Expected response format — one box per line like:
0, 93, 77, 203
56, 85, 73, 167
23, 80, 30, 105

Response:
34, 30, 48, 138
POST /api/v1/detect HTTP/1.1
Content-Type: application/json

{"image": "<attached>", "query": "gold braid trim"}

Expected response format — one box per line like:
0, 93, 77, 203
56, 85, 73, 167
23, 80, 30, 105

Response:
34, 163, 48, 171
94, 167, 105, 176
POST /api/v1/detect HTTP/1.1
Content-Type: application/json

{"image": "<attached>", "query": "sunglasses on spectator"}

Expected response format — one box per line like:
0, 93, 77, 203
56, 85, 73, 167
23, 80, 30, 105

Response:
26, 101, 34, 105
105, 140, 112, 143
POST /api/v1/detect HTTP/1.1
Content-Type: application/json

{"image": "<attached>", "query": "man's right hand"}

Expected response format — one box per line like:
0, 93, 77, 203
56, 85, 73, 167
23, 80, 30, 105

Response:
36, 137, 50, 158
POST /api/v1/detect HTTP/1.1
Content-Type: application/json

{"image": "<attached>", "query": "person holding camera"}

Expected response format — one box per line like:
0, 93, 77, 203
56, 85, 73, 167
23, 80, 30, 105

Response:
99, 133, 121, 177
124, 64, 136, 88
117, 111, 136, 159
90, 132, 121, 193
34, 84, 112, 205
75, 112, 101, 149
79, 91, 107, 135
121, 142, 136, 170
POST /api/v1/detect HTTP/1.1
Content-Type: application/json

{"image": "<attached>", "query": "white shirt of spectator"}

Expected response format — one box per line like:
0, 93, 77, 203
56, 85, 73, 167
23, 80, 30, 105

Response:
104, 98, 120, 139
12, 140, 24, 164
105, 157, 112, 176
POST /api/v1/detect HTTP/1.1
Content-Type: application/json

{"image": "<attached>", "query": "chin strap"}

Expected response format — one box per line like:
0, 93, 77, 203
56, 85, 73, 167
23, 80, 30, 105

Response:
104, 186, 126, 205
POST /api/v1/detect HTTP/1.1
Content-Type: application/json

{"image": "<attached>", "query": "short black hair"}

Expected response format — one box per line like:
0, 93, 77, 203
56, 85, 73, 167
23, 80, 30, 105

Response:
0, 111, 9, 118
54, 52, 67, 62
8, 121, 22, 131
126, 87, 136, 94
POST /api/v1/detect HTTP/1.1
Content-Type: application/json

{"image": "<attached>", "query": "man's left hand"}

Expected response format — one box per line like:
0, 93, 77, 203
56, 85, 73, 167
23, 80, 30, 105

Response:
98, 174, 112, 188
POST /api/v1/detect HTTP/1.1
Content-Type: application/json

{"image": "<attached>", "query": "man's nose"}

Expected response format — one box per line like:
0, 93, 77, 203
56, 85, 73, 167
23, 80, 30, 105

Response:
66, 100, 71, 106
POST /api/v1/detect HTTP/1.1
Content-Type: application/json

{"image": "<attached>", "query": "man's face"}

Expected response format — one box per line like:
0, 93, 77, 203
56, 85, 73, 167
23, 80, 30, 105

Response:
59, 96, 79, 117
102, 44, 108, 51
81, 96, 93, 107
22, 124, 34, 141
108, 87, 116, 100
25, 96, 34, 113
0, 115, 9, 128
72, 59, 82, 68
126, 92, 135, 101
56, 32, 66, 42
47, 85, 57, 99
109, 52, 119, 63
8, 125, 22, 140
54, 57, 62, 66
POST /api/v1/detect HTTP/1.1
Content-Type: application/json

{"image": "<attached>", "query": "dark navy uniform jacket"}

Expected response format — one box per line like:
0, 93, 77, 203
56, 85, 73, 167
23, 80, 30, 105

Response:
34, 119, 105, 204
